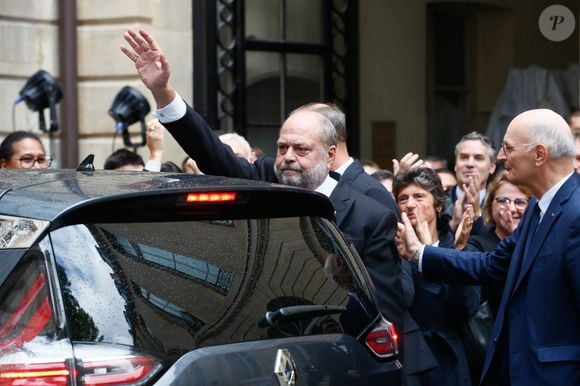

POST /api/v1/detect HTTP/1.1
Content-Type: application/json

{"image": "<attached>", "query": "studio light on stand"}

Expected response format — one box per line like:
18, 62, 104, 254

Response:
108, 86, 151, 152
15, 70, 63, 167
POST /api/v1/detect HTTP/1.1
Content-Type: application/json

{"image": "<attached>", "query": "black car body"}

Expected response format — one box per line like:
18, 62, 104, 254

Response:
0, 169, 401, 385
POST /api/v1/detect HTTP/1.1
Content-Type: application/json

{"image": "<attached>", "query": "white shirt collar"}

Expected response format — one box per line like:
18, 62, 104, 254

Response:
537, 171, 574, 221
334, 157, 354, 175
315, 175, 339, 198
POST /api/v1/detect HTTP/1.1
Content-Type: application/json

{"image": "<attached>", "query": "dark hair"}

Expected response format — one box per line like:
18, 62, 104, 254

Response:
434, 168, 455, 177
392, 167, 447, 213
361, 159, 380, 169
568, 106, 580, 123
0, 131, 44, 161
424, 155, 448, 168
104, 149, 144, 170
160, 161, 183, 173
371, 169, 394, 182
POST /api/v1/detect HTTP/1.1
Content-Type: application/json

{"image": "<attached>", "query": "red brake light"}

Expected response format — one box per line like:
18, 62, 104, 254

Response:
0, 361, 71, 385
0, 256, 73, 386
78, 354, 162, 386
364, 318, 399, 358
0, 273, 53, 352
186, 192, 237, 203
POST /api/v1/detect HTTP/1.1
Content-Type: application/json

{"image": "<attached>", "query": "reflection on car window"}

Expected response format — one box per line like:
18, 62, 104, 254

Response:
50, 217, 374, 357
136, 285, 205, 333
102, 228, 234, 294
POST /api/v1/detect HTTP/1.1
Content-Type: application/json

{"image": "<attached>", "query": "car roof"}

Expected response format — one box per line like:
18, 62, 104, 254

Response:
0, 169, 335, 226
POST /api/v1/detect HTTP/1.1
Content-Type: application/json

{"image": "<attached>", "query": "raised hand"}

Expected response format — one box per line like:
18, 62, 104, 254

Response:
146, 119, 165, 163
454, 204, 474, 250
395, 212, 424, 264
449, 193, 466, 232
392, 152, 424, 176
121, 29, 175, 107
496, 208, 516, 235
412, 206, 433, 245
462, 175, 482, 216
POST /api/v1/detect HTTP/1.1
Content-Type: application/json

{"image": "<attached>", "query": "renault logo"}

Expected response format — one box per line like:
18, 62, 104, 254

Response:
274, 348, 297, 386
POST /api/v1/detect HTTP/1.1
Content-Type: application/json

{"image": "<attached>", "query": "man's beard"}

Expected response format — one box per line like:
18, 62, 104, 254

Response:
274, 160, 328, 190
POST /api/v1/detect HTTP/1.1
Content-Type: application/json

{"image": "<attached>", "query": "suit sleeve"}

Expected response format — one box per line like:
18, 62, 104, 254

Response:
367, 186, 400, 218
163, 103, 276, 181
400, 260, 415, 309
422, 232, 516, 286
566, 219, 580, 311
362, 207, 404, 329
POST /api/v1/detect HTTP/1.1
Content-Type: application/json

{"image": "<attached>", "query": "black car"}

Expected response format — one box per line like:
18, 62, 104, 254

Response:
0, 169, 401, 385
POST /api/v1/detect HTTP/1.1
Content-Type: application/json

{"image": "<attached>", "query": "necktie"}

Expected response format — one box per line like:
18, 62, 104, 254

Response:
524, 203, 541, 254
512, 203, 541, 291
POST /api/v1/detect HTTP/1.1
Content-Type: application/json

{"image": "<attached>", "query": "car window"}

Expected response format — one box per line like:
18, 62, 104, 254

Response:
49, 216, 376, 359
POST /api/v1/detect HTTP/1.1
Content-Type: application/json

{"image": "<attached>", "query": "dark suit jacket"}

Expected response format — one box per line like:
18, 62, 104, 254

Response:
164, 103, 404, 330
409, 222, 480, 386
330, 177, 403, 329
422, 173, 580, 386
341, 160, 399, 215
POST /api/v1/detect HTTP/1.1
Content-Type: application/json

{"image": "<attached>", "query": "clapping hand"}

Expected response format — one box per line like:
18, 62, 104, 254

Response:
462, 176, 482, 217
454, 204, 474, 250
395, 212, 424, 264
496, 207, 517, 234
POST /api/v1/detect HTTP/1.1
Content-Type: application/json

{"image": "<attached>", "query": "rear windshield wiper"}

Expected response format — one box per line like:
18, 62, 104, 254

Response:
258, 305, 346, 335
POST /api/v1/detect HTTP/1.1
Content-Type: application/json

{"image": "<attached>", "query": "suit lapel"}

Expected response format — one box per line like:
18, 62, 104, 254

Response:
329, 181, 354, 229
499, 202, 536, 299
512, 174, 579, 293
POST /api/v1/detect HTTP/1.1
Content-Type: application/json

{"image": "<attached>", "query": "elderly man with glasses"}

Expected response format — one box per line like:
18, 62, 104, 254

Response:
0, 131, 52, 169
398, 109, 580, 386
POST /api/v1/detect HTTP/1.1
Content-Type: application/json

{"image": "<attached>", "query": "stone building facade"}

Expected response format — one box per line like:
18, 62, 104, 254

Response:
0, 0, 192, 169
1, 1, 577, 170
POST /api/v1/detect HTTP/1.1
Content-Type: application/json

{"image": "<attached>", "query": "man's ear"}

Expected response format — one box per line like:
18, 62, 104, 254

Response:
534, 144, 548, 165
327, 145, 336, 166
0, 159, 6, 168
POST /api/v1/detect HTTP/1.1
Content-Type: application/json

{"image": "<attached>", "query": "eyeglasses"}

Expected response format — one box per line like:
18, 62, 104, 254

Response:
500, 141, 533, 156
15, 155, 52, 169
494, 196, 528, 210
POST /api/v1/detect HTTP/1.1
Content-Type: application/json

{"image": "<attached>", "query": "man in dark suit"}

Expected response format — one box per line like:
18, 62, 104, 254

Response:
396, 108, 580, 386
121, 28, 404, 331
292, 103, 399, 214
293, 103, 440, 383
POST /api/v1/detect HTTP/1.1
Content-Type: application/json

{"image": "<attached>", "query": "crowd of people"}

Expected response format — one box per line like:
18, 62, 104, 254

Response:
1, 27, 579, 386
